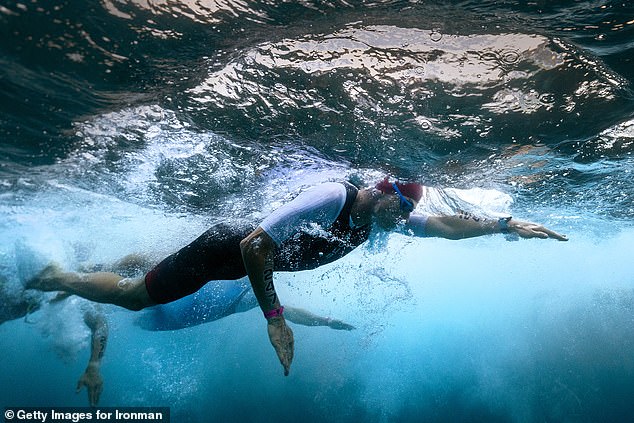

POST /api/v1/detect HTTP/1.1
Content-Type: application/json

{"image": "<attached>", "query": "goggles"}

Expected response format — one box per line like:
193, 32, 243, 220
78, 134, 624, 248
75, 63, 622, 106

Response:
392, 183, 415, 213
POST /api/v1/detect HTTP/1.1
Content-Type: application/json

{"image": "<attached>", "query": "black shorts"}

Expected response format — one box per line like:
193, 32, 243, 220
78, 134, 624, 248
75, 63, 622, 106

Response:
144, 223, 254, 304
144, 220, 370, 304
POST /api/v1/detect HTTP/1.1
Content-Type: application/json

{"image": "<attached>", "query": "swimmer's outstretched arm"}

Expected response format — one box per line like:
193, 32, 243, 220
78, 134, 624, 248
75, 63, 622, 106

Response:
240, 227, 294, 376
77, 306, 108, 407
284, 307, 355, 330
410, 213, 568, 241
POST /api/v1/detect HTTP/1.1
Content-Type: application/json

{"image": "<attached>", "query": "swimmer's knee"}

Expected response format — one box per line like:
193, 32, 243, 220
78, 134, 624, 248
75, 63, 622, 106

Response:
116, 277, 136, 290
116, 277, 154, 311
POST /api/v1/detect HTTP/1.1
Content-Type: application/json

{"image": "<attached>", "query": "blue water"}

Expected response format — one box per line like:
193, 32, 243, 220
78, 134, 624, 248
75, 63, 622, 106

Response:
1, 0, 634, 421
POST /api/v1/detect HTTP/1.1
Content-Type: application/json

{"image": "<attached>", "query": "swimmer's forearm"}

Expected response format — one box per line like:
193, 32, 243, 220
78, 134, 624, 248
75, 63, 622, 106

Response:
90, 326, 107, 365
284, 307, 323, 326
425, 213, 502, 240
240, 228, 281, 314
248, 252, 280, 313
85, 311, 108, 364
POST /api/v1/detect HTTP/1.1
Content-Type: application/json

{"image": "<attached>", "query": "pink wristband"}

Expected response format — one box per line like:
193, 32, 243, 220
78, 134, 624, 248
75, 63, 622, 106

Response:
264, 306, 284, 319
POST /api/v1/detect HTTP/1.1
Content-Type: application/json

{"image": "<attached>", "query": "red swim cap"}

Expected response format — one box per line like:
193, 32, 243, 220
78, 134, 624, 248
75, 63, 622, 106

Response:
375, 178, 423, 202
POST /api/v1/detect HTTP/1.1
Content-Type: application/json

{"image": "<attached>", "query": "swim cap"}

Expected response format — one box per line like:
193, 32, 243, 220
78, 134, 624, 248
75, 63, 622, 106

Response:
375, 178, 423, 202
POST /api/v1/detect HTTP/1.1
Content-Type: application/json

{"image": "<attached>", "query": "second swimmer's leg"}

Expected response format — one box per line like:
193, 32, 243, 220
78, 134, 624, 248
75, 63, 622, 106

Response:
110, 253, 156, 276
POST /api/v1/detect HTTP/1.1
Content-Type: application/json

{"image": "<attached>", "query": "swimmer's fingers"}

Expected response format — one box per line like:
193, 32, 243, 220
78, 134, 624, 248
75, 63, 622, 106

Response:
76, 376, 100, 407
540, 227, 568, 241
76, 364, 103, 407
328, 319, 356, 331
90, 379, 103, 407
267, 316, 294, 376
510, 220, 568, 241
76, 378, 85, 394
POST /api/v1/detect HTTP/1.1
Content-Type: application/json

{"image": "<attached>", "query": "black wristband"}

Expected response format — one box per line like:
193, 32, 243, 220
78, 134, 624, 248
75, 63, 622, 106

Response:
498, 217, 512, 233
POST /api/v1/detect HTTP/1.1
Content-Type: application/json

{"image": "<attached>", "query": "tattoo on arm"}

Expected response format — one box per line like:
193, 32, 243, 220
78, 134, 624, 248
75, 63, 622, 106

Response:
263, 257, 278, 308
93, 324, 108, 361
264, 269, 277, 307
83, 307, 108, 361
96, 334, 106, 359
457, 210, 481, 222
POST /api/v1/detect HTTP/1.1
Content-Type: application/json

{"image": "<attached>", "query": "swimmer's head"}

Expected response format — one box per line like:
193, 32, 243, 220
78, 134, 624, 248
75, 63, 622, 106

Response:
375, 178, 423, 208
372, 178, 423, 229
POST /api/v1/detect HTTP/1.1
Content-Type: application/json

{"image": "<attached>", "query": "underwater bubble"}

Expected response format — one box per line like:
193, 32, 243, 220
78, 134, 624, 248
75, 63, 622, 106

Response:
430, 30, 442, 42
502, 50, 520, 64
413, 66, 425, 77
480, 51, 498, 62
415, 117, 432, 130
539, 92, 556, 104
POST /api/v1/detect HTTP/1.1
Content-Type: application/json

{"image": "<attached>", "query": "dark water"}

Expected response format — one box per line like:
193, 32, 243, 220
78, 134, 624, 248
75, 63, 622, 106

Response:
1, 1, 634, 422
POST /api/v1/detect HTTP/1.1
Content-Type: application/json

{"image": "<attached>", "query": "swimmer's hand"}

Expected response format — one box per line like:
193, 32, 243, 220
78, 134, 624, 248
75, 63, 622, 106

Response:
76, 362, 103, 407
267, 316, 294, 376
328, 318, 356, 331
508, 219, 568, 241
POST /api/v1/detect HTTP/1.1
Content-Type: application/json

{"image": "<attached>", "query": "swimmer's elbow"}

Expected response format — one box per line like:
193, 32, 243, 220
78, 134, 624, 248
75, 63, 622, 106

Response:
240, 228, 274, 260
239, 235, 258, 259
239, 236, 250, 255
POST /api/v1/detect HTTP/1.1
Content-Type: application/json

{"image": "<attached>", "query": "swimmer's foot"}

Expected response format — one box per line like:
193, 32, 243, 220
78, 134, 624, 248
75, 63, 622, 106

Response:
24, 263, 65, 291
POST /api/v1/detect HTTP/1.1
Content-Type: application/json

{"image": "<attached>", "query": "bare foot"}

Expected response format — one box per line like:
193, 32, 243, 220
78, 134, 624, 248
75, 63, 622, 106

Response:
24, 263, 65, 291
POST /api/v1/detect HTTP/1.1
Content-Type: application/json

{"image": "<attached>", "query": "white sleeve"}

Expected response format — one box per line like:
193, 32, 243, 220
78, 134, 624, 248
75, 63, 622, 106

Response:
260, 182, 347, 246
404, 213, 430, 237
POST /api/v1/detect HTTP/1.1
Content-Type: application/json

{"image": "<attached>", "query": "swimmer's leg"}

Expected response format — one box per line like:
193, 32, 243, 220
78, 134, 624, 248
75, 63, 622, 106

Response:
78, 253, 155, 276
110, 253, 156, 276
26, 264, 154, 311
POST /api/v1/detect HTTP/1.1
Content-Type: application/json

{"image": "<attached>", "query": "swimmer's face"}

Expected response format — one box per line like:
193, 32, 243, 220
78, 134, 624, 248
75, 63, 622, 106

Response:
373, 193, 416, 230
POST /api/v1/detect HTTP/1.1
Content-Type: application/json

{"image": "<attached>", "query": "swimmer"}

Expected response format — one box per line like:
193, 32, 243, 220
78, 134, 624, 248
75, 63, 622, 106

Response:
0, 280, 107, 407
27, 178, 568, 375
2, 260, 351, 407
